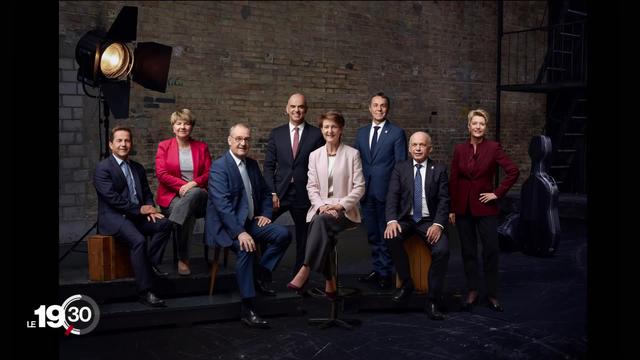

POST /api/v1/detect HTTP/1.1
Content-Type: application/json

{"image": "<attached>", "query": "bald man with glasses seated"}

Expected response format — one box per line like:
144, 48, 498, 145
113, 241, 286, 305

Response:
205, 123, 291, 329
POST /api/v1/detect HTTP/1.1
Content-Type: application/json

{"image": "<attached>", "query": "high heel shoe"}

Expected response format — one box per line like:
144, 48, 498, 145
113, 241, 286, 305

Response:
286, 279, 308, 295
460, 296, 479, 312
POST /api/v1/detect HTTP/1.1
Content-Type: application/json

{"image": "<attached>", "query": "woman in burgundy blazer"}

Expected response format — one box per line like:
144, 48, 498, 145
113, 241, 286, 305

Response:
449, 109, 519, 312
155, 109, 212, 275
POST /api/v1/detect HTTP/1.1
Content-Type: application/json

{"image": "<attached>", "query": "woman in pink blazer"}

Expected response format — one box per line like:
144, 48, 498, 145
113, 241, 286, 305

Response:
155, 109, 212, 275
449, 109, 519, 312
287, 111, 365, 297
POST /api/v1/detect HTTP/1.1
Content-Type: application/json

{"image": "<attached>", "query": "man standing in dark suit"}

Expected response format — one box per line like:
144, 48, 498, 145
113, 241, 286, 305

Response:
94, 126, 172, 307
354, 92, 407, 289
384, 131, 450, 320
205, 123, 291, 328
264, 93, 324, 274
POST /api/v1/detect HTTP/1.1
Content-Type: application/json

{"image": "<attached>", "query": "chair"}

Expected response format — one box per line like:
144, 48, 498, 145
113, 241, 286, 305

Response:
394, 234, 431, 293
87, 235, 134, 281
171, 217, 230, 285
308, 227, 361, 330
207, 239, 264, 296
208, 245, 230, 296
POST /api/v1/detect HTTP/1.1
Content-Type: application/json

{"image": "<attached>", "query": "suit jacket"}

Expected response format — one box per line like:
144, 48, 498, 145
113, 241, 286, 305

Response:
306, 144, 365, 223
449, 140, 519, 216
263, 122, 324, 207
354, 120, 407, 202
94, 155, 155, 235
385, 158, 450, 226
155, 137, 212, 208
205, 151, 272, 247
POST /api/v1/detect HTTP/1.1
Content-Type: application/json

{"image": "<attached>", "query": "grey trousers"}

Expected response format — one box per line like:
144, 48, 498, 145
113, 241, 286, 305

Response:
304, 213, 355, 279
164, 187, 208, 260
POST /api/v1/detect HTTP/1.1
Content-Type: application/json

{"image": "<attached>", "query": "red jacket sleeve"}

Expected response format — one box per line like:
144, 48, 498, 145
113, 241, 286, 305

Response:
192, 141, 212, 188
493, 143, 519, 198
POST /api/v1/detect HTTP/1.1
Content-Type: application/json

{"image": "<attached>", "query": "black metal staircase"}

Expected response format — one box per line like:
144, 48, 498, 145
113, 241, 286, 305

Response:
546, 93, 586, 193
497, 0, 587, 194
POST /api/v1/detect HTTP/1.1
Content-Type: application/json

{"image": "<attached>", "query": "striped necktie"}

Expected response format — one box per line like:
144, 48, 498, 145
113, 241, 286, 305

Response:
121, 161, 138, 204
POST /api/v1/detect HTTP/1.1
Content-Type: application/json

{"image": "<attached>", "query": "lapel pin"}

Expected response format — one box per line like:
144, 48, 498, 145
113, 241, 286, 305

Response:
384, 130, 388, 134
431, 166, 434, 170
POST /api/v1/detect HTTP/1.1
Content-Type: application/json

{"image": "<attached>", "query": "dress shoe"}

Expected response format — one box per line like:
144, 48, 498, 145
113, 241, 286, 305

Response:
425, 301, 445, 320
358, 271, 379, 283
241, 309, 270, 329
151, 265, 169, 278
378, 275, 393, 290
139, 291, 166, 307
487, 299, 504, 312
177, 260, 191, 276
391, 284, 414, 303
255, 279, 277, 296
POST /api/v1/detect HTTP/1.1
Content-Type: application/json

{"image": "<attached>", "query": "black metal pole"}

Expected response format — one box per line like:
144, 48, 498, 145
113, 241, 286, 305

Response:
102, 100, 111, 160
496, 0, 503, 144
495, 0, 503, 189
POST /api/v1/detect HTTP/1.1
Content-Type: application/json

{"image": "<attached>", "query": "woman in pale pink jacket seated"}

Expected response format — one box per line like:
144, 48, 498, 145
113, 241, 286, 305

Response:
155, 109, 211, 276
287, 110, 365, 297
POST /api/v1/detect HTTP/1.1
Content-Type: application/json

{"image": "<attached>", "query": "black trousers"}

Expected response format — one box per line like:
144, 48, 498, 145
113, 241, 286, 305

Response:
456, 214, 499, 298
271, 184, 309, 274
386, 218, 449, 301
304, 213, 354, 280
113, 217, 172, 292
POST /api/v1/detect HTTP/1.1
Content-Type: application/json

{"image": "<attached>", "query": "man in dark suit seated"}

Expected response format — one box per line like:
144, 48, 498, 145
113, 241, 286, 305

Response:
383, 131, 450, 320
205, 123, 291, 329
263, 93, 324, 275
94, 126, 172, 308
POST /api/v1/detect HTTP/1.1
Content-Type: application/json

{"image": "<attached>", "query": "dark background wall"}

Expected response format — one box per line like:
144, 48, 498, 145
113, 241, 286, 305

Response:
58, 1, 546, 244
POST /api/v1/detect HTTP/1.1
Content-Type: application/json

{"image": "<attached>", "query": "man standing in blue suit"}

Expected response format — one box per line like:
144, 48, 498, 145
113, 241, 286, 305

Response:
354, 92, 407, 289
205, 123, 291, 328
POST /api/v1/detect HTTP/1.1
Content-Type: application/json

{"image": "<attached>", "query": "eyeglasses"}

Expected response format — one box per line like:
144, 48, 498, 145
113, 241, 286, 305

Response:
231, 136, 251, 143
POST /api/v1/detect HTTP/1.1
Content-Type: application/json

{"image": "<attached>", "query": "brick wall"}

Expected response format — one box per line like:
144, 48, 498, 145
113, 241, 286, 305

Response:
59, 1, 546, 244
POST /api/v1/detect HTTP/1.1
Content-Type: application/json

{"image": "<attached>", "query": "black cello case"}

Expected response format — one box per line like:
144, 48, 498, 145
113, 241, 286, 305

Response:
519, 135, 561, 257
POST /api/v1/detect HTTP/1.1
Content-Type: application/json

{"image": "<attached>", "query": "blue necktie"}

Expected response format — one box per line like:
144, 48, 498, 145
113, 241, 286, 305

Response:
121, 161, 138, 204
413, 164, 422, 223
370, 125, 380, 156
238, 161, 254, 220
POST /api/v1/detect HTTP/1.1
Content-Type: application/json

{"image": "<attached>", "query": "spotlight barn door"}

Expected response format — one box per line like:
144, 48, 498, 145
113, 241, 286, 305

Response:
75, 6, 172, 119
133, 42, 173, 93
107, 6, 137, 42
102, 80, 131, 119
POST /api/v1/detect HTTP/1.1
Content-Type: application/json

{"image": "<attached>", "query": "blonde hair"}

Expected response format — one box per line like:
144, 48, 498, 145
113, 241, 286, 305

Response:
170, 109, 195, 126
467, 108, 489, 125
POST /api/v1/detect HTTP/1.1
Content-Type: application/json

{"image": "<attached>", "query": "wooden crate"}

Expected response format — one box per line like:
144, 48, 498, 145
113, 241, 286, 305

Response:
88, 235, 134, 281
395, 234, 432, 293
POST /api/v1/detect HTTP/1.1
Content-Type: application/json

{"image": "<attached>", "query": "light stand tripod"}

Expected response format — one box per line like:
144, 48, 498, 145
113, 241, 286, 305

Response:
59, 95, 111, 262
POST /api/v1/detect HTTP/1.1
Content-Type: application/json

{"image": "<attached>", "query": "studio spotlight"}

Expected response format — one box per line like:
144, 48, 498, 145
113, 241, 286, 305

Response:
75, 6, 172, 120
60, 6, 173, 262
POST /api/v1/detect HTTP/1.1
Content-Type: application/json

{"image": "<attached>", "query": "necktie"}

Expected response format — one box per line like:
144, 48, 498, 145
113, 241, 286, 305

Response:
413, 164, 423, 223
238, 161, 254, 220
121, 161, 138, 204
370, 125, 380, 156
292, 126, 300, 159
